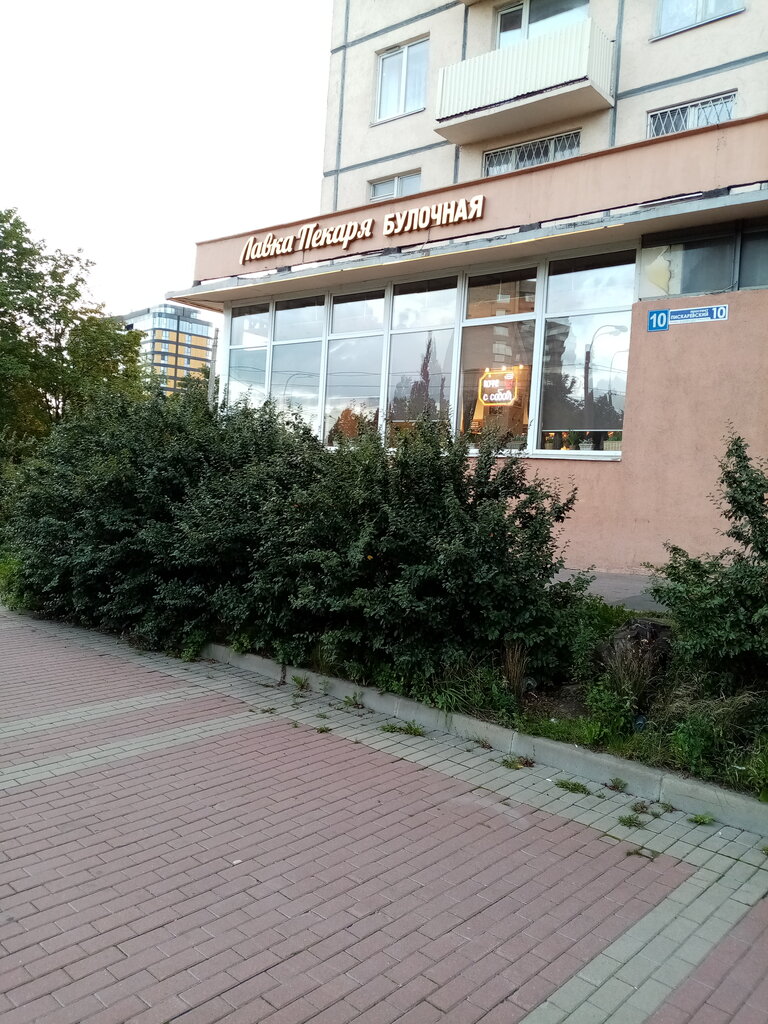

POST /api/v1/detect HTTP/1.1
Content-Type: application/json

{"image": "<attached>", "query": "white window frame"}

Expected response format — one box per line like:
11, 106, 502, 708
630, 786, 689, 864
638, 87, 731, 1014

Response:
496, 0, 588, 47
655, 0, 744, 38
368, 171, 422, 203
483, 130, 581, 176
647, 92, 735, 139
375, 38, 427, 123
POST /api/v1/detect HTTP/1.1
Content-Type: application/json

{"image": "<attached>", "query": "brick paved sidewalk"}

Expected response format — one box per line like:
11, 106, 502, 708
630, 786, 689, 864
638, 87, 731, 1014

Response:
1, 609, 766, 1024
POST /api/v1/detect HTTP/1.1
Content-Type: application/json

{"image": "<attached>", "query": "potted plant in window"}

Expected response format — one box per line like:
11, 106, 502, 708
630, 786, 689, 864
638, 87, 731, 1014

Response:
604, 430, 622, 451
562, 430, 579, 450
543, 432, 556, 450
578, 432, 594, 451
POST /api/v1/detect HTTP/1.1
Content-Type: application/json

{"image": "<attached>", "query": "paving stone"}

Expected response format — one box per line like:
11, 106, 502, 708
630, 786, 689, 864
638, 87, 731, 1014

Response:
1, 608, 767, 1024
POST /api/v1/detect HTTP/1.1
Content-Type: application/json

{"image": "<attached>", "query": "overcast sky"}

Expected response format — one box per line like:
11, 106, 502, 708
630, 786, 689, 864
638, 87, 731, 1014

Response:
1, 0, 333, 316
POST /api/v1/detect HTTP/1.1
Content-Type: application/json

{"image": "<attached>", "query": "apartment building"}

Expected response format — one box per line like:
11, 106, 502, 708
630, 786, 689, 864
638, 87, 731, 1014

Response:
120, 303, 214, 394
170, 0, 768, 571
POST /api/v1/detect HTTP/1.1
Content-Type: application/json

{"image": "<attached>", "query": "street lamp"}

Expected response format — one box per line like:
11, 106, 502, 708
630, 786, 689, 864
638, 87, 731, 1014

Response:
584, 324, 628, 426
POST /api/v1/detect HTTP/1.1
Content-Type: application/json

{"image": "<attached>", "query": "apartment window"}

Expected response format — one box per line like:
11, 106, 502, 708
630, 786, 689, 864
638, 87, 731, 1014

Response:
161, 342, 170, 352
161, 330, 170, 340
376, 38, 427, 121
369, 171, 422, 202
657, 0, 742, 36
498, 0, 587, 48
648, 93, 735, 137
484, 131, 580, 176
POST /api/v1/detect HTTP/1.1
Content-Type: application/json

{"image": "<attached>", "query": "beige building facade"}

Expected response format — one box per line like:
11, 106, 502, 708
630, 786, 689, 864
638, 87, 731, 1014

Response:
171, 0, 768, 572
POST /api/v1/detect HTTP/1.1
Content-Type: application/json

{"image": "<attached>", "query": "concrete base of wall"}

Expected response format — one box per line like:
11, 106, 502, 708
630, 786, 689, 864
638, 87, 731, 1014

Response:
202, 643, 768, 834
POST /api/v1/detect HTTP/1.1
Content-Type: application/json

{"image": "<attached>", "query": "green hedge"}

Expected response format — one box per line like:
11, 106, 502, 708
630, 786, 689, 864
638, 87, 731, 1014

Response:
0, 383, 587, 700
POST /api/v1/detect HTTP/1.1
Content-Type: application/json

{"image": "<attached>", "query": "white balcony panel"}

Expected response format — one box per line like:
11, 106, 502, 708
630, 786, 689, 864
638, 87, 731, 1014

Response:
435, 20, 615, 145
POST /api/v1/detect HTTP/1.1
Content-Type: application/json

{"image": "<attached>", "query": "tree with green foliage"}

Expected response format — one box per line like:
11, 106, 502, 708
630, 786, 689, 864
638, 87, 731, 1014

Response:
0, 208, 144, 439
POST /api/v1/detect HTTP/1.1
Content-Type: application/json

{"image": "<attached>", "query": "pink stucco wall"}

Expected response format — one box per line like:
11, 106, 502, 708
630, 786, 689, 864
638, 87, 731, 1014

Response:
531, 290, 768, 572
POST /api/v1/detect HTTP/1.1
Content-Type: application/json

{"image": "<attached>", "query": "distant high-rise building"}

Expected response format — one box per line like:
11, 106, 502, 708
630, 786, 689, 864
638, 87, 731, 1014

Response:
119, 303, 214, 393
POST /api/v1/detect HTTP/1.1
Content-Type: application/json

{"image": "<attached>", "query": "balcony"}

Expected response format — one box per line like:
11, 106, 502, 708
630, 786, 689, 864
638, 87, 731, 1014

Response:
435, 19, 615, 145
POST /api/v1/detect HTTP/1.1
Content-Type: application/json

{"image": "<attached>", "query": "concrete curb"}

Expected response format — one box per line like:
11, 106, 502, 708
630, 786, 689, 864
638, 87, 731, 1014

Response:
202, 643, 768, 834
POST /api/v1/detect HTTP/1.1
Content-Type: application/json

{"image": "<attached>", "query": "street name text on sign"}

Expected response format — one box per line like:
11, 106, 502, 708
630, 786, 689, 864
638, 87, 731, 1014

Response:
647, 305, 729, 332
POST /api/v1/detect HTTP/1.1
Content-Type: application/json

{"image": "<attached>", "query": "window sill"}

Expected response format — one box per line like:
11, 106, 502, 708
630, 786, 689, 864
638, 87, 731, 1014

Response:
370, 107, 426, 127
650, 7, 745, 42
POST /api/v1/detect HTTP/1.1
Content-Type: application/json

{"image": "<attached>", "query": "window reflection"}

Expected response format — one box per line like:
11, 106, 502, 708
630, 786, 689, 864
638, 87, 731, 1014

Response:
466, 269, 536, 318
325, 335, 383, 443
539, 312, 630, 449
228, 348, 267, 405
547, 252, 636, 313
387, 329, 453, 430
231, 304, 269, 347
459, 322, 534, 442
271, 341, 322, 432
274, 296, 324, 342
331, 291, 384, 334
392, 278, 457, 329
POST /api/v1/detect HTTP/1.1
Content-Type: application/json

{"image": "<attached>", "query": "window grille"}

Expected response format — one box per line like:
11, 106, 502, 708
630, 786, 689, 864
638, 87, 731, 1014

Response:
648, 93, 735, 138
484, 131, 580, 176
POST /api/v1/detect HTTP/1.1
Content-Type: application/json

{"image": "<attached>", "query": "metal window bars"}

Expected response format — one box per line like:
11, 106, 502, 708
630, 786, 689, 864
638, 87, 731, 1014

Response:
648, 93, 735, 138
483, 131, 581, 177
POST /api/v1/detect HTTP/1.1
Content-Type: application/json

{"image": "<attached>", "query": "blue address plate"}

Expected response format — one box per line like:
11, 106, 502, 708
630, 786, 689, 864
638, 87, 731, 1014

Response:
648, 305, 729, 332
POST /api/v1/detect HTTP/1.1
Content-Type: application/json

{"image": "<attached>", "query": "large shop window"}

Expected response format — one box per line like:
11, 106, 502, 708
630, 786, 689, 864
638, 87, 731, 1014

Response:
226, 255, 640, 458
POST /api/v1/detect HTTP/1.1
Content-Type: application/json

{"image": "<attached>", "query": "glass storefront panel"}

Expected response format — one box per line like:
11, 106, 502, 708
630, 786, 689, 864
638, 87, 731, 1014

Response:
231, 303, 269, 347
228, 347, 267, 406
387, 328, 453, 430
547, 251, 636, 312
274, 296, 325, 342
459, 321, 534, 443
325, 335, 383, 443
466, 269, 536, 319
270, 341, 322, 431
539, 311, 630, 450
392, 278, 457, 330
331, 291, 385, 334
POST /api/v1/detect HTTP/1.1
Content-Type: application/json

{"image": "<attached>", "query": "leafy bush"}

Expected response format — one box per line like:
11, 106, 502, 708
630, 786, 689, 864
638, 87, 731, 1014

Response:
1, 386, 587, 701
649, 434, 768, 694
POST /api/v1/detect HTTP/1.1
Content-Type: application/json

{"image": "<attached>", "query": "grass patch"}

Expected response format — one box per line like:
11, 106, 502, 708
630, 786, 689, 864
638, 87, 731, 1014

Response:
687, 813, 716, 825
606, 778, 628, 793
555, 779, 591, 795
343, 692, 365, 709
618, 813, 644, 828
316, 726, 332, 734
501, 755, 534, 770
379, 721, 426, 737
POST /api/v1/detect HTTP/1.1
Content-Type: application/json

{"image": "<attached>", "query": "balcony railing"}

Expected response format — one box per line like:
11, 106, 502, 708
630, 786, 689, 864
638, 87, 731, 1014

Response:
435, 19, 615, 144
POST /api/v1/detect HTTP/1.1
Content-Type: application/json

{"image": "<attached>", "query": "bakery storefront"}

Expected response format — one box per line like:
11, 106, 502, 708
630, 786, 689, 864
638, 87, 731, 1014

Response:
170, 117, 768, 573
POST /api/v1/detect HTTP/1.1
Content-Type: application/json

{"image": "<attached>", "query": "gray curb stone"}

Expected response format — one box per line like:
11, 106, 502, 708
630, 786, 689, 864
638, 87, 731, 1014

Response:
201, 643, 768, 834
